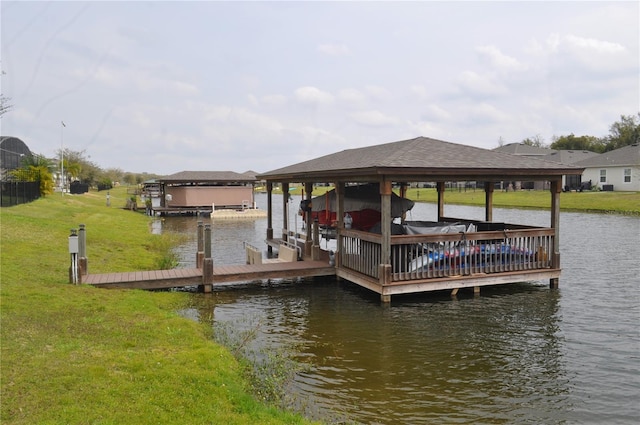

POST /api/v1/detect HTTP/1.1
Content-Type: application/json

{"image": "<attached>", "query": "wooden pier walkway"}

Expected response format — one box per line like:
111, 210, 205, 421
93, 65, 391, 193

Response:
82, 260, 335, 290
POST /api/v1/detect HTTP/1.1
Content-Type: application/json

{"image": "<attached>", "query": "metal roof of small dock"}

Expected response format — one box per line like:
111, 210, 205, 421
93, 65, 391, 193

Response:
159, 171, 257, 183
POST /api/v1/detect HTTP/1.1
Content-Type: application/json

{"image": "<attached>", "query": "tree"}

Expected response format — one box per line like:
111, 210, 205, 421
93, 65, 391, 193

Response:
604, 113, 640, 151
122, 172, 136, 185
0, 94, 11, 117
64, 161, 82, 182
55, 148, 100, 185
521, 134, 547, 148
550, 134, 605, 153
11, 154, 55, 195
103, 168, 124, 185
1, 70, 12, 117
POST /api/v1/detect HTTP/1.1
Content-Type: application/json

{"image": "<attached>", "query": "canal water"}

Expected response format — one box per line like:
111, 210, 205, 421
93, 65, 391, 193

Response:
156, 193, 640, 424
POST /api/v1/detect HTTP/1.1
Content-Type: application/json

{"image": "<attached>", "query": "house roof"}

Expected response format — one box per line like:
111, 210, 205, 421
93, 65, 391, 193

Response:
159, 171, 257, 183
573, 143, 640, 168
258, 136, 583, 182
493, 142, 554, 156
543, 149, 600, 165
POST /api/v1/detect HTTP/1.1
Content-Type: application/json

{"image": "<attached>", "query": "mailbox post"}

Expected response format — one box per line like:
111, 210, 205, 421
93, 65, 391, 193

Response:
69, 229, 79, 284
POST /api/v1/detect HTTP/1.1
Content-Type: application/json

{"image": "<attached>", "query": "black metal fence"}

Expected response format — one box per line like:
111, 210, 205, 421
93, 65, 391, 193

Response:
0, 171, 41, 207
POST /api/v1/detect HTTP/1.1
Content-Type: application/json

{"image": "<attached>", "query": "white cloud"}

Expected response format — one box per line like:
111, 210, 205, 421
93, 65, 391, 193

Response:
476, 45, 527, 72
564, 34, 625, 54
317, 43, 350, 56
422, 104, 451, 122
261, 94, 287, 107
410, 85, 428, 99
247, 94, 286, 107
338, 88, 367, 106
455, 71, 508, 98
364, 85, 391, 100
466, 103, 510, 123
294, 86, 334, 105
350, 110, 399, 127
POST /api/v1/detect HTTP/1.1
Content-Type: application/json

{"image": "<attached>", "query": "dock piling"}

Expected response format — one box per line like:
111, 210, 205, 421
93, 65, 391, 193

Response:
196, 221, 204, 269
201, 224, 213, 292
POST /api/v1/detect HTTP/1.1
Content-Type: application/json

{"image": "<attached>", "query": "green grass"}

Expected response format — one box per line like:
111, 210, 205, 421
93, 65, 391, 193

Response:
285, 186, 640, 215
1, 187, 316, 425
403, 187, 640, 214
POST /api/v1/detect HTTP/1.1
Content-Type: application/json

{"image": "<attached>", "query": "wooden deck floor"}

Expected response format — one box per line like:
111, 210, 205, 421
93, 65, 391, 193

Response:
82, 260, 335, 290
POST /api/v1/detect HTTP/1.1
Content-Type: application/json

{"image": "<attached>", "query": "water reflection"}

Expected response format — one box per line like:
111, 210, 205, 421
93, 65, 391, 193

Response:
182, 281, 568, 424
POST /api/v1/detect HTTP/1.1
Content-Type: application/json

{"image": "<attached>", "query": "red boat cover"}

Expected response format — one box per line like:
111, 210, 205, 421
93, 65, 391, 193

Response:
305, 183, 415, 231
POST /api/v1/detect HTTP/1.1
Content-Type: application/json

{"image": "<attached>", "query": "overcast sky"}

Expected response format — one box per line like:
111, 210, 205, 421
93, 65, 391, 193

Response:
2, 1, 638, 175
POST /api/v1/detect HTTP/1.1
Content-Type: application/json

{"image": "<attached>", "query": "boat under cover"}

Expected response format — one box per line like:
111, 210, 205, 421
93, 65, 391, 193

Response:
302, 183, 415, 231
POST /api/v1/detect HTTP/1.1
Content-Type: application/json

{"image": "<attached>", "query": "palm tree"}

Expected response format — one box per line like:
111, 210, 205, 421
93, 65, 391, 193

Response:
11, 154, 55, 196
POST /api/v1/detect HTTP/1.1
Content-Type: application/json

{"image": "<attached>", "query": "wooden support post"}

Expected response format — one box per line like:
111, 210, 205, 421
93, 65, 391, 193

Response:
304, 182, 313, 257
335, 181, 344, 261
379, 264, 392, 303
484, 182, 494, 222
202, 258, 213, 293
380, 180, 392, 265
451, 287, 459, 297
282, 182, 289, 242
201, 224, 213, 293
474, 286, 480, 296
400, 183, 408, 222
266, 182, 274, 255
312, 219, 320, 261
436, 182, 445, 221
196, 221, 204, 269
550, 179, 561, 288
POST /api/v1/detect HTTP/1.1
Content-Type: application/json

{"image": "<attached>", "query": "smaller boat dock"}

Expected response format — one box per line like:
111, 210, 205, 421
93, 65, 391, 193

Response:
74, 222, 334, 291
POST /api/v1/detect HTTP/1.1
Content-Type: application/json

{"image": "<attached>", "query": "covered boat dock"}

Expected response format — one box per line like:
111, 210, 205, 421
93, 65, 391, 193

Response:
257, 137, 584, 302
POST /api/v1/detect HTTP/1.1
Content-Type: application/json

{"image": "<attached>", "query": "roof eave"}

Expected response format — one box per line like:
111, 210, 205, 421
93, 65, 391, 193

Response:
258, 166, 584, 182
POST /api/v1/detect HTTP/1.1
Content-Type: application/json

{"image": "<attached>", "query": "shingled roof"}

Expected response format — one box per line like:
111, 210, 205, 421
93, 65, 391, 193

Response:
258, 137, 583, 182
159, 171, 257, 183
573, 143, 640, 168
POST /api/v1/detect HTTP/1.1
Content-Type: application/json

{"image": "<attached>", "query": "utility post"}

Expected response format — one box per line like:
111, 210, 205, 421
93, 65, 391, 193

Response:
78, 224, 88, 276
68, 229, 79, 284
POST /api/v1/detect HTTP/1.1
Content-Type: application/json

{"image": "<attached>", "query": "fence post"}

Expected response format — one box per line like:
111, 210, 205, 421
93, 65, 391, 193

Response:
201, 224, 213, 293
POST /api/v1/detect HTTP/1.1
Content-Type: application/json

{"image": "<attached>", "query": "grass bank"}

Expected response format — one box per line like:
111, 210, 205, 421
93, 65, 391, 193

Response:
0, 187, 315, 425
285, 186, 640, 215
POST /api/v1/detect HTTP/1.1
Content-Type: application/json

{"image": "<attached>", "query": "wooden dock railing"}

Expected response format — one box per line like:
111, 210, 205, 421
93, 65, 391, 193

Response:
339, 225, 554, 284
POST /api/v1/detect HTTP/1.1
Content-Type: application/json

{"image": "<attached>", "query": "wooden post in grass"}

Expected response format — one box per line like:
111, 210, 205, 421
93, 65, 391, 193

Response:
201, 223, 213, 293
196, 221, 204, 269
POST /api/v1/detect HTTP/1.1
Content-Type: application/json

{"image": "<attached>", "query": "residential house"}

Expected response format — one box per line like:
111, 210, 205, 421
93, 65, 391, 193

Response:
573, 143, 640, 192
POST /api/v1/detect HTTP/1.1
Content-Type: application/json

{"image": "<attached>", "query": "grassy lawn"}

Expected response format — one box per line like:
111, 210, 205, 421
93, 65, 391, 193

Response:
1, 187, 315, 425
